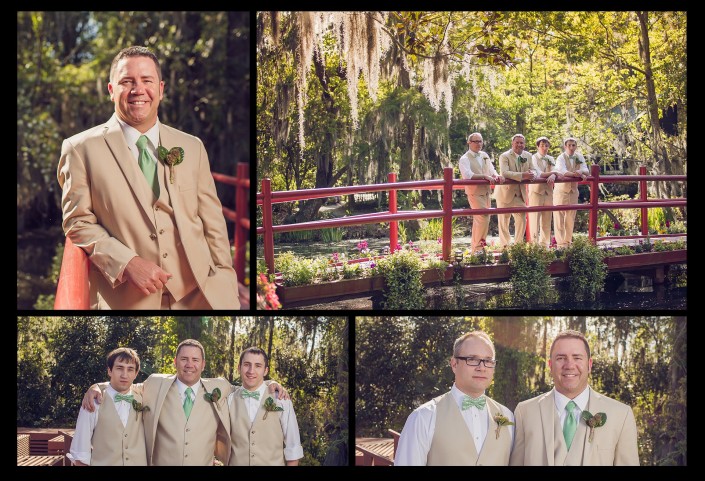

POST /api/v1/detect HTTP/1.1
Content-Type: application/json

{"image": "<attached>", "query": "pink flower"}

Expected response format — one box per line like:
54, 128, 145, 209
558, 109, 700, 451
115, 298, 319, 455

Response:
370, 262, 376, 268
666, 220, 671, 228
614, 222, 621, 230
437, 238, 442, 244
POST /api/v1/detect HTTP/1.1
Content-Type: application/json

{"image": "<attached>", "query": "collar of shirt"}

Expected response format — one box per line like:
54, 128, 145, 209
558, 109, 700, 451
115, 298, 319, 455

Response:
450, 383, 486, 411
117, 116, 160, 161
105, 384, 133, 403
554, 386, 590, 414
175, 377, 201, 401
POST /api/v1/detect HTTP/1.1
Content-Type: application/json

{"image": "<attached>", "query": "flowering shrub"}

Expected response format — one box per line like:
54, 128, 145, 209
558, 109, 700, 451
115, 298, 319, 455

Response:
256, 274, 281, 310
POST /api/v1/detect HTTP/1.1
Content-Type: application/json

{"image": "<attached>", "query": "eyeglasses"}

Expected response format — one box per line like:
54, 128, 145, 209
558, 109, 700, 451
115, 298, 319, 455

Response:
469, 140, 483, 143
455, 356, 497, 368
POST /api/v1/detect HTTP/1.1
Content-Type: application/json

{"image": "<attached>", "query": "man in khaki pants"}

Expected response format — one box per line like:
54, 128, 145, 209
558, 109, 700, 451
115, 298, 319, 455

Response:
528, 137, 559, 247
496, 134, 536, 247
553, 137, 589, 248
82, 339, 287, 465
510, 330, 639, 465
228, 347, 303, 465
394, 331, 514, 466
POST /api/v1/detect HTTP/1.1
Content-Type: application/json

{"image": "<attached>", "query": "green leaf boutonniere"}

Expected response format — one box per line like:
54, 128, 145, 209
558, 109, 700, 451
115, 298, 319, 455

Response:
518, 155, 527, 163
131, 399, 150, 420
493, 413, 515, 439
157, 146, 185, 184
581, 411, 607, 442
204, 387, 222, 409
545, 157, 555, 166
262, 396, 284, 420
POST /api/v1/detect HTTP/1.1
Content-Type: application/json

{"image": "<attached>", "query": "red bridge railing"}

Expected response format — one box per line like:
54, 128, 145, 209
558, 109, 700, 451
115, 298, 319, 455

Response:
257, 165, 686, 275
54, 162, 250, 310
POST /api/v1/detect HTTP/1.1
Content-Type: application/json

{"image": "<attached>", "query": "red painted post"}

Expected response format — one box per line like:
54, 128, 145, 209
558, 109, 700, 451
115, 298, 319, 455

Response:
588, 164, 600, 243
443, 167, 453, 262
54, 237, 90, 309
640, 165, 648, 236
388, 172, 398, 252
234, 162, 248, 282
262, 178, 275, 275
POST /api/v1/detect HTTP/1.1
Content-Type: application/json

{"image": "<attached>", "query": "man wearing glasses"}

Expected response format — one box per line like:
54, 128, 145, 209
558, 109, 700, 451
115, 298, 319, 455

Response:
458, 133, 505, 254
510, 330, 639, 465
394, 331, 514, 465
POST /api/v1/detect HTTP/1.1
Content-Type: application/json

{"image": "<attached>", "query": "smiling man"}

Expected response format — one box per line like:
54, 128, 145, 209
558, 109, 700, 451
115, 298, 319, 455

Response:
394, 331, 514, 466
57, 45, 239, 309
510, 330, 639, 466
227, 347, 303, 466
68, 348, 147, 465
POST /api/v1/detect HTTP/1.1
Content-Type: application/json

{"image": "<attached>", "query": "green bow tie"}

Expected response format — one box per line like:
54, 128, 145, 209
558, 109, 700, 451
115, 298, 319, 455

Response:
114, 393, 134, 403
462, 395, 486, 410
241, 389, 260, 400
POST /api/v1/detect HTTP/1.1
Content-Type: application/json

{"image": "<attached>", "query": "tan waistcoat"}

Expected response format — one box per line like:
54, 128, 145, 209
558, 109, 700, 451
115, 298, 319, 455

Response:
151, 383, 220, 466
228, 387, 285, 466
91, 391, 147, 465
427, 392, 512, 466
553, 407, 589, 465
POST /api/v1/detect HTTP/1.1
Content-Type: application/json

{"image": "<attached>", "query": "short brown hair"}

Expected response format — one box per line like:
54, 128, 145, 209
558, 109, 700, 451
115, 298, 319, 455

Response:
176, 339, 205, 360
238, 346, 269, 369
107, 347, 140, 372
110, 45, 162, 83
550, 329, 591, 359
453, 331, 495, 358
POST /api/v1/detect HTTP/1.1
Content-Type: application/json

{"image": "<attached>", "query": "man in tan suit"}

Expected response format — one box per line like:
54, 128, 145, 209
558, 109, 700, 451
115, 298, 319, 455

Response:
83, 339, 288, 465
528, 136, 559, 247
458, 133, 505, 253
510, 330, 639, 466
68, 348, 147, 465
228, 347, 303, 465
57, 46, 239, 309
496, 134, 536, 247
394, 331, 514, 466
553, 137, 589, 248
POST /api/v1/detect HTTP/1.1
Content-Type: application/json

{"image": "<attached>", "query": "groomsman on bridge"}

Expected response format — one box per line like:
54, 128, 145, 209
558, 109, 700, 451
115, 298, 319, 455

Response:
496, 134, 536, 247
553, 137, 589, 248
528, 136, 560, 247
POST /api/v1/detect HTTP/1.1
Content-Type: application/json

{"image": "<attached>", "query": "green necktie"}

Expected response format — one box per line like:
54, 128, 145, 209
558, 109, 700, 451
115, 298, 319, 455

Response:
461, 395, 486, 410
183, 387, 194, 419
136, 135, 159, 198
563, 400, 578, 449
241, 389, 260, 400
516, 154, 522, 170
114, 393, 134, 403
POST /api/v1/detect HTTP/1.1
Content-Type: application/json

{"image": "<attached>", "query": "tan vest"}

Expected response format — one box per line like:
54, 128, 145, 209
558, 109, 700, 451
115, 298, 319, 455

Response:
427, 392, 512, 466
529, 155, 555, 196
151, 382, 220, 466
228, 386, 285, 466
90, 390, 147, 465
145, 160, 197, 302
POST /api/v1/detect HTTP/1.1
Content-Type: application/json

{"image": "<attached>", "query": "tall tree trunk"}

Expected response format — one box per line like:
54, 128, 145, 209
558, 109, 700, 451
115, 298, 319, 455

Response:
228, 317, 236, 381
267, 317, 274, 362
637, 11, 675, 198
655, 317, 686, 464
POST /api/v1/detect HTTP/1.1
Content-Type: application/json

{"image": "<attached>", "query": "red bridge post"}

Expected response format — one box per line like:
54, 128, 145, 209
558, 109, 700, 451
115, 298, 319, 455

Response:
262, 178, 275, 275
589, 164, 600, 243
388, 172, 398, 252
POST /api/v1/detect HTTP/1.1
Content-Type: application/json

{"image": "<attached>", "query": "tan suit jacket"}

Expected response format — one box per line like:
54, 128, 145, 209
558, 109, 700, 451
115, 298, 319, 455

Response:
496, 149, 531, 205
135, 374, 232, 465
57, 114, 239, 309
509, 387, 639, 465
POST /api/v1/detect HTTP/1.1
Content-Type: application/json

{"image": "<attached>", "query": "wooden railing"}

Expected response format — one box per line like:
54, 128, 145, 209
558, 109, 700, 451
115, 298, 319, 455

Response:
257, 165, 686, 275
54, 163, 250, 310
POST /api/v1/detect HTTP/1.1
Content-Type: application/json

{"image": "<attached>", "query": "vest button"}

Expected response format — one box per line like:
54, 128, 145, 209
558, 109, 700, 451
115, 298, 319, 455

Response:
150, 233, 157, 240
163, 253, 168, 258
159, 229, 165, 234
185, 442, 189, 445
251, 454, 255, 457
185, 454, 188, 458
124, 434, 128, 437
251, 442, 255, 446
155, 206, 160, 211
251, 431, 255, 434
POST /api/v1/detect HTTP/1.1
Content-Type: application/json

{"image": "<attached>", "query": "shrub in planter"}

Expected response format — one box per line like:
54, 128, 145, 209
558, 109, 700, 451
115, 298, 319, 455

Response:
563, 236, 607, 302
376, 249, 425, 310
508, 242, 556, 307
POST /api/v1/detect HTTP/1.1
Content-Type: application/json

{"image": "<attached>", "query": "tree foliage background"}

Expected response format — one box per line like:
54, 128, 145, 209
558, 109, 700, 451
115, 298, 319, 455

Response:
17, 11, 250, 308
17, 316, 348, 466
355, 316, 686, 466
257, 11, 686, 223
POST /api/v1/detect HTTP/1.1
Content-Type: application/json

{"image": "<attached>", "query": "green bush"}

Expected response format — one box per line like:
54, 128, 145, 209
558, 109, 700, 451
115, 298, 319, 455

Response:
342, 262, 362, 279
508, 242, 556, 307
377, 249, 425, 309
277, 251, 317, 286
321, 228, 344, 243
563, 236, 607, 302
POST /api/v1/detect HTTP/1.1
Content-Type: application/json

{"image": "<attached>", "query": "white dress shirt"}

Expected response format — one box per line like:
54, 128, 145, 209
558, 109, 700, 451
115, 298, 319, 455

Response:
175, 377, 200, 406
116, 116, 160, 165
555, 152, 589, 176
554, 386, 590, 427
394, 383, 514, 466
227, 383, 304, 461
68, 384, 135, 465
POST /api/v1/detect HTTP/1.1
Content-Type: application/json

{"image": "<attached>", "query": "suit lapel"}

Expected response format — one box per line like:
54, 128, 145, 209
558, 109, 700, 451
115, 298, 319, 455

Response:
539, 391, 556, 466
103, 115, 157, 224
201, 379, 229, 430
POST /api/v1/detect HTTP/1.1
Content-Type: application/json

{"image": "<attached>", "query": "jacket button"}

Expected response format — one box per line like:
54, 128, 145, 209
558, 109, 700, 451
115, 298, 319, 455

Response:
163, 253, 168, 258
150, 233, 157, 240
159, 229, 165, 234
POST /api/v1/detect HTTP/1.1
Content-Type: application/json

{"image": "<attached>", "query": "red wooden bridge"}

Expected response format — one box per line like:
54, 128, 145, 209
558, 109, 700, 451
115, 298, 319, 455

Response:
53, 162, 250, 310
